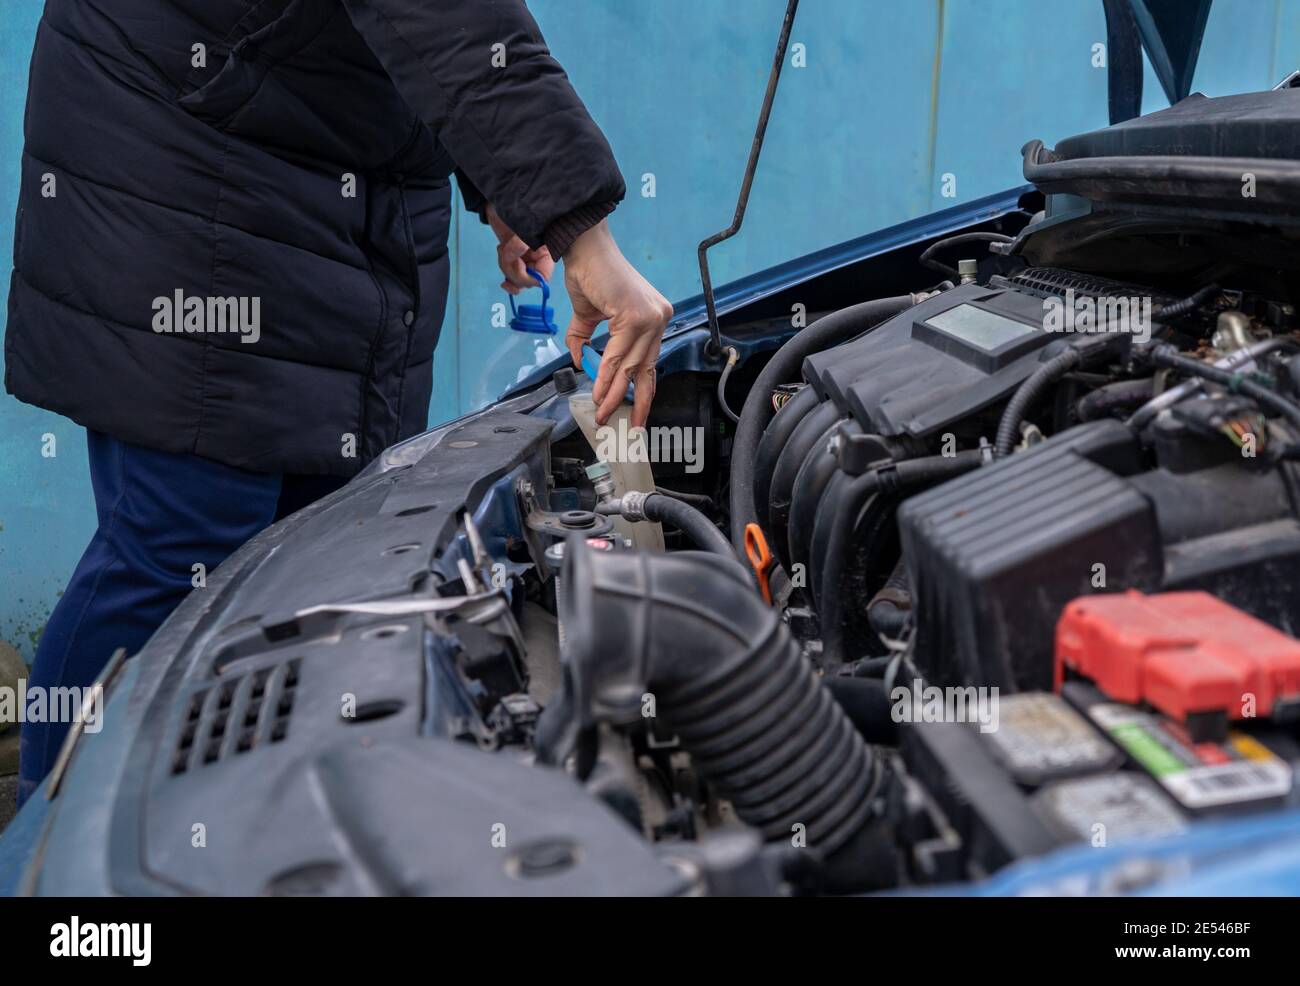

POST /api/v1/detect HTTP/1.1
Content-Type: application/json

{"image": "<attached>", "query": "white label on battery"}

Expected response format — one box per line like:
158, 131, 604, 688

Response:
1162, 761, 1293, 810
1087, 703, 1293, 810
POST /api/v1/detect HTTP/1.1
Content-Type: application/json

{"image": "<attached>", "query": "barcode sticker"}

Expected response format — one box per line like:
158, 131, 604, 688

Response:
1164, 760, 1292, 809
1086, 703, 1293, 810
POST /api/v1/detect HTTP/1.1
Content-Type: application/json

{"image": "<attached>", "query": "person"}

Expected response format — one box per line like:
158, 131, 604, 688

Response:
5, 0, 671, 804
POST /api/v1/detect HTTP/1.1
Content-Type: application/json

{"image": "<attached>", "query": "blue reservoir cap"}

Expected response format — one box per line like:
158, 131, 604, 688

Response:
508, 267, 559, 335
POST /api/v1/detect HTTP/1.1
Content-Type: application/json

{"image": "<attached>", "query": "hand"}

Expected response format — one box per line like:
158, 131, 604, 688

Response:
562, 220, 672, 428
486, 204, 555, 294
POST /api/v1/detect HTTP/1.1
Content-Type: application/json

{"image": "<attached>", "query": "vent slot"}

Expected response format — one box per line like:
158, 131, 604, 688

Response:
172, 658, 301, 775
1008, 267, 1173, 304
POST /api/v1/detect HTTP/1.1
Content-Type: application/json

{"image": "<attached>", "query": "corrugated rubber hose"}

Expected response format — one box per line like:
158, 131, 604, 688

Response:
537, 543, 887, 861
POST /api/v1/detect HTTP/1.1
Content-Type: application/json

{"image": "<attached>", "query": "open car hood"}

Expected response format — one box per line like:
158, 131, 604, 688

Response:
1104, 0, 1213, 124
1128, 0, 1213, 105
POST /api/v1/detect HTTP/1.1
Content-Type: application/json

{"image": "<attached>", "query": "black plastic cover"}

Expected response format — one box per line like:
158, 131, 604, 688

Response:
897, 420, 1161, 692
801, 283, 1065, 439
1055, 88, 1300, 162
1021, 88, 1300, 219
899, 719, 1063, 875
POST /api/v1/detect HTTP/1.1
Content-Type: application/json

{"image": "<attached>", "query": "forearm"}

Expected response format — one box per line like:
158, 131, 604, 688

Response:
342, 0, 625, 247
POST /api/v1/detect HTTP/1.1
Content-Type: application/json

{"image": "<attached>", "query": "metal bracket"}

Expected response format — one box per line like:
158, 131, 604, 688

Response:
517, 477, 613, 542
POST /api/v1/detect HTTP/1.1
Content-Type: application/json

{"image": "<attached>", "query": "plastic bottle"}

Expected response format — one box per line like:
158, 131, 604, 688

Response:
476, 267, 565, 406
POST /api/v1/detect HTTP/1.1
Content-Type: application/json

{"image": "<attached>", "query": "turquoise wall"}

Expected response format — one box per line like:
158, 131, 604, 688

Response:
2, 0, 1299, 659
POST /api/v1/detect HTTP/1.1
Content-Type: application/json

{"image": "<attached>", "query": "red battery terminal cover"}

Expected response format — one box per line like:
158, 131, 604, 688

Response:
1055, 590, 1300, 727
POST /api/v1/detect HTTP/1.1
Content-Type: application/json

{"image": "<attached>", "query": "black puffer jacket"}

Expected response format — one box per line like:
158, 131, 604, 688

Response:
6, 0, 624, 474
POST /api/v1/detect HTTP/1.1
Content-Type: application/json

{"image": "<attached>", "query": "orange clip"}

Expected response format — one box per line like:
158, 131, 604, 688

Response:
744, 523, 774, 605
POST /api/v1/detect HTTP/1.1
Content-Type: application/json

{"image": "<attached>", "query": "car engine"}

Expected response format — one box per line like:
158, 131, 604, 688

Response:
520, 86, 1300, 892
528, 260, 1300, 891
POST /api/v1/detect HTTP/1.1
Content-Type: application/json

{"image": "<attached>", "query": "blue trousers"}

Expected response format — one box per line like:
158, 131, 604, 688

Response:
16, 431, 345, 806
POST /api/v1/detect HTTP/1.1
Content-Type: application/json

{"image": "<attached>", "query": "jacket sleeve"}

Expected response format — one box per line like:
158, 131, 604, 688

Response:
341, 0, 625, 249
454, 168, 489, 220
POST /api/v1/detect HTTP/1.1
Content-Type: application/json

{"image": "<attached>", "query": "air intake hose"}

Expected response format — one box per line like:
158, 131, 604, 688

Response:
536, 543, 886, 859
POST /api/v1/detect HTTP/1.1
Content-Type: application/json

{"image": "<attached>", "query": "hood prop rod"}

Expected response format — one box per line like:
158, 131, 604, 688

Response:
696, 0, 799, 360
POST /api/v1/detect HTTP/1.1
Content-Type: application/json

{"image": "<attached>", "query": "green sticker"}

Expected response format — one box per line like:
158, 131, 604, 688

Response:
1109, 722, 1184, 777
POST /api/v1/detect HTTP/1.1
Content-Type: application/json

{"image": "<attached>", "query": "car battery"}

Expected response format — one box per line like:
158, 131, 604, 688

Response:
895, 684, 1300, 883
1055, 590, 1300, 741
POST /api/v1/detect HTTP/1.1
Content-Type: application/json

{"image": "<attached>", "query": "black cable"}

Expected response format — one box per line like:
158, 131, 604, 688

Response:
994, 349, 1083, 457
1154, 284, 1220, 323
1149, 345, 1300, 433
717, 346, 741, 423
918, 232, 1014, 280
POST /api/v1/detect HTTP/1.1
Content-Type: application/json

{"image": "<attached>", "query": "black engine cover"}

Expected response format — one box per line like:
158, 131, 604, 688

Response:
897, 420, 1161, 691
801, 282, 1065, 439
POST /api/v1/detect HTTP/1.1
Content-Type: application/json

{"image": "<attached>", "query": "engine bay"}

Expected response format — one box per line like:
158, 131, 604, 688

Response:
485, 88, 1300, 893
518, 249, 1300, 893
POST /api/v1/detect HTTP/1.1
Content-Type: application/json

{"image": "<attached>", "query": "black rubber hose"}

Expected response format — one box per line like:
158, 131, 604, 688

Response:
1154, 284, 1220, 323
918, 231, 1014, 280
994, 348, 1083, 457
1022, 138, 1300, 208
823, 677, 899, 746
547, 546, 885, 856
729, 295, 915, 548
654, 486, 714, 510
717, 346, 741, 423
866, 559, 911, 638
639, 493, 734, 557
865, 600, 907, 638
1149, 345, 1300, 433
1076, 377, 1155, 422
819, 450, 983, 665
